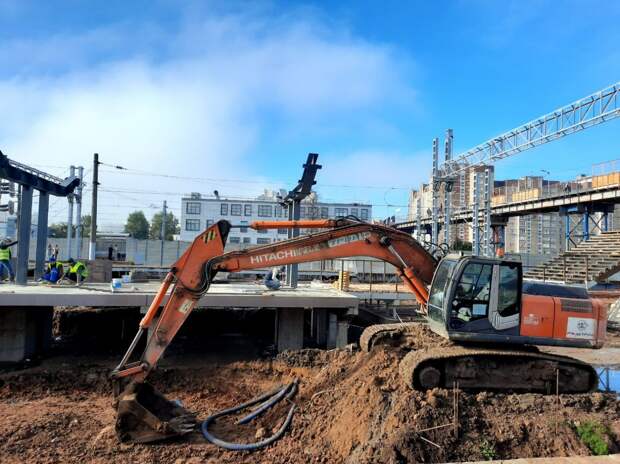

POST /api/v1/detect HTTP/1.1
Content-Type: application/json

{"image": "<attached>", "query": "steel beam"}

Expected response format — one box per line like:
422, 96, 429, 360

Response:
34, 192, 49, 279
443, 82, 620, 177
16, 185, 33, 285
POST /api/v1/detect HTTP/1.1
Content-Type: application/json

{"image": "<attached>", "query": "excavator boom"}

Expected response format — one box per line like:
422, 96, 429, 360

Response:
111, 219, 437, 442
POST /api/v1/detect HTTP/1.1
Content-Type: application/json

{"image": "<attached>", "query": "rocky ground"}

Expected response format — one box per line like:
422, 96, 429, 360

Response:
2, 324, 620, 463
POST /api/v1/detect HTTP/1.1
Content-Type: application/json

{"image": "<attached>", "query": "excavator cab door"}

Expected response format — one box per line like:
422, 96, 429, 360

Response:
445, 257, 522, 336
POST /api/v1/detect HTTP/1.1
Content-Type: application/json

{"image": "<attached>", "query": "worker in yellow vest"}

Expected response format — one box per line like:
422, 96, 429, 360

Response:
65, 258, 88, 286
0, 238, 17, 282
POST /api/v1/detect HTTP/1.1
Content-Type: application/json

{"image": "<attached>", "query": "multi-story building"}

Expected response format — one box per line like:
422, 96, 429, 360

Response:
180, 190, 372, 245
408, 166, 572, 256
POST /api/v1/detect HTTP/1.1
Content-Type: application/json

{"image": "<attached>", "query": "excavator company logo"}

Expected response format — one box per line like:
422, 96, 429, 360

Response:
566, 317, 596, 340
249, 232, 371, 265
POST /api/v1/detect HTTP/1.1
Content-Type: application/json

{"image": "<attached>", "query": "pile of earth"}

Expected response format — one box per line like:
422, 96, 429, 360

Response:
1, 324, 619, 463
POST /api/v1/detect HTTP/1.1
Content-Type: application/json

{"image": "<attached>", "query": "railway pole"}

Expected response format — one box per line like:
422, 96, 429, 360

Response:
66, 165, 75, 260
88, 153, 99, 261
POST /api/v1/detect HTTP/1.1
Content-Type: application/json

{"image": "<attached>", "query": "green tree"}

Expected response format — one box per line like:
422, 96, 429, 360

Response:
149, 211, 179, 240
79, 215, 91, 238
48, 222, 69, 238
124, 211, 150, 239
48, 215, 92, 238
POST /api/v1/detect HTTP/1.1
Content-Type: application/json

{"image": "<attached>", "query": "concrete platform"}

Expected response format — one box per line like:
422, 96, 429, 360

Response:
0, 281, 359, 361
0, 281, 358, 313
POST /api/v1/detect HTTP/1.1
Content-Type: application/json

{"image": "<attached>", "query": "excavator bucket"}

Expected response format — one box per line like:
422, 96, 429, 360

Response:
115, 381, 196, 443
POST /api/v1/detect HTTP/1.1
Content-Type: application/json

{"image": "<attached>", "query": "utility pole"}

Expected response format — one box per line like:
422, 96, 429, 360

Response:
75, 166, 84, 258
443, 129, 453, 248
160, 200, 167, 266
89, 153, 99, 261
431, 138, 439, 249
66, 165, 75, 259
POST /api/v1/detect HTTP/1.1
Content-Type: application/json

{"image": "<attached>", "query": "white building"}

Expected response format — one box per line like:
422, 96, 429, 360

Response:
180, 190, 372, 245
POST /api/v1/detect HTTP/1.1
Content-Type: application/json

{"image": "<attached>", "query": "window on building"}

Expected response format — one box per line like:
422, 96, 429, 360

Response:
300, 207, 306, 218
229, 236, 241, 244
360, 209, 369, 220
185, 219, 200, 231
231, 204, 242, 216
206, 219, 214, 227
321, 207, 329, 218
350, 207, 358, 217
257, 229, 268, 234
274, 206, 284, 217
186, 202, 201, 215
308, 206, 319, 218
220, 203, 228, 215
278, 228, 288, 234
240, 221, 248, 233
243, 237, 251, 244
244, 204, 252, 216
257, 238, 271, 244
335, 207, 348, 218
258, 205, 272, 217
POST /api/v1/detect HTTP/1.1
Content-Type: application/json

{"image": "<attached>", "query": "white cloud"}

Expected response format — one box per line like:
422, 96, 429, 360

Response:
0, 8, 416, 226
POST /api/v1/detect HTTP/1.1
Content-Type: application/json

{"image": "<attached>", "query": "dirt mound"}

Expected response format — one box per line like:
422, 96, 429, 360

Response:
1, 349, 620, 463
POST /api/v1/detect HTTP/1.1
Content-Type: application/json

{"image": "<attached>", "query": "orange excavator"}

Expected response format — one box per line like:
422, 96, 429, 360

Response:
110, 218, 606, 443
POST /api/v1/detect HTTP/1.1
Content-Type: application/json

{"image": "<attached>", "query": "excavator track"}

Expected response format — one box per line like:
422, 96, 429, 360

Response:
359, 322, 422, 352
399, 346, 598, 394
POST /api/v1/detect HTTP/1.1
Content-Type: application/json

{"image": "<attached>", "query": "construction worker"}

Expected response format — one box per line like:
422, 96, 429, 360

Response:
0, 238, 17, 282
263, 266, 284, 290
40, 256, 64, 284
64, 258, 88, 286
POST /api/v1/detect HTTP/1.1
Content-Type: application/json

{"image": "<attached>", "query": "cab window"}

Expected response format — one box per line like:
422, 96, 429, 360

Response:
453, 263, 492, 319
428, 259, 456, 309
497, 264, 520, 317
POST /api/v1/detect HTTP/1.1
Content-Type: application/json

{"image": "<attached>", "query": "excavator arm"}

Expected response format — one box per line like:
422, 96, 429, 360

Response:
111, 218, 436, 442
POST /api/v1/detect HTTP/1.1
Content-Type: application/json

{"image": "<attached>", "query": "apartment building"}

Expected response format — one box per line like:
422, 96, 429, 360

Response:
408, 166, 570, 255
180, 190, 372, 245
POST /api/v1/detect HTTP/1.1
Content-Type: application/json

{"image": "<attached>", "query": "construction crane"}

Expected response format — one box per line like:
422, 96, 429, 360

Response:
110, 218, 604, 443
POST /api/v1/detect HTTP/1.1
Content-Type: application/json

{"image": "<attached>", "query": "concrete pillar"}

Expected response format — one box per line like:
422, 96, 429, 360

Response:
34, 191, 49, 279
327, 312, 338, 349
16, 185, 33, 285
276, 308, 304, 352
313, 308, 328, 347
336, 321, 349, 348
0, 307, 53, 363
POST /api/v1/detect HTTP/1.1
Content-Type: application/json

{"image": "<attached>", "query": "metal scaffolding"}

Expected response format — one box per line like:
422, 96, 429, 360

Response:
431, 138, 439, 248
472, 171, 480, 256
443, 82, 620, 177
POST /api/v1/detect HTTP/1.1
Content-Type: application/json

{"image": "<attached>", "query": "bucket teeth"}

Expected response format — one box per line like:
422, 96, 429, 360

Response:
115, 381, 196, 443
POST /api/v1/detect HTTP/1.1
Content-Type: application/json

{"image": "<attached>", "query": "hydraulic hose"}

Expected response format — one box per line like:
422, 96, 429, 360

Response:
201, 379, 298, 451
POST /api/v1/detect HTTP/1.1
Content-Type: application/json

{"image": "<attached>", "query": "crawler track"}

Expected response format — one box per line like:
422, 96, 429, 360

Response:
359, 322, 424, 352
399, 346, 598, 394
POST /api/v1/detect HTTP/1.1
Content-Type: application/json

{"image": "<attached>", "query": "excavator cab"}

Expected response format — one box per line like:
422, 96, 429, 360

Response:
427, 254, 605, 348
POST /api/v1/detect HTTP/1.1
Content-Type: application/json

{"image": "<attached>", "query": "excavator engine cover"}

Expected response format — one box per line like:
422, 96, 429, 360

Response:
115, 381, 196, 443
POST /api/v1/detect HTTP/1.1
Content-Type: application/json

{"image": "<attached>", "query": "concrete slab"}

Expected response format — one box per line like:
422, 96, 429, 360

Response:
0, 282, 358, 313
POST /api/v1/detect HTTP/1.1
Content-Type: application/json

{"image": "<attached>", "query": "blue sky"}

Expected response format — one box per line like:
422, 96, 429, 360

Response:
1, 0, 619, 227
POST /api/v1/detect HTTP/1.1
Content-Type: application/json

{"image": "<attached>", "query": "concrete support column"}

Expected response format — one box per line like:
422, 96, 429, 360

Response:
313, 308, 328, 347
0, 307, 53, 363
16, 185, 33, 285
327, 312, 338, 349
34, 191, 49, 279
276, 308, 304, 352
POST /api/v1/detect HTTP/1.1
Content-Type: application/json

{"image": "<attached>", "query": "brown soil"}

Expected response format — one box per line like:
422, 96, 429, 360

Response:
2, 326, 620, 463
